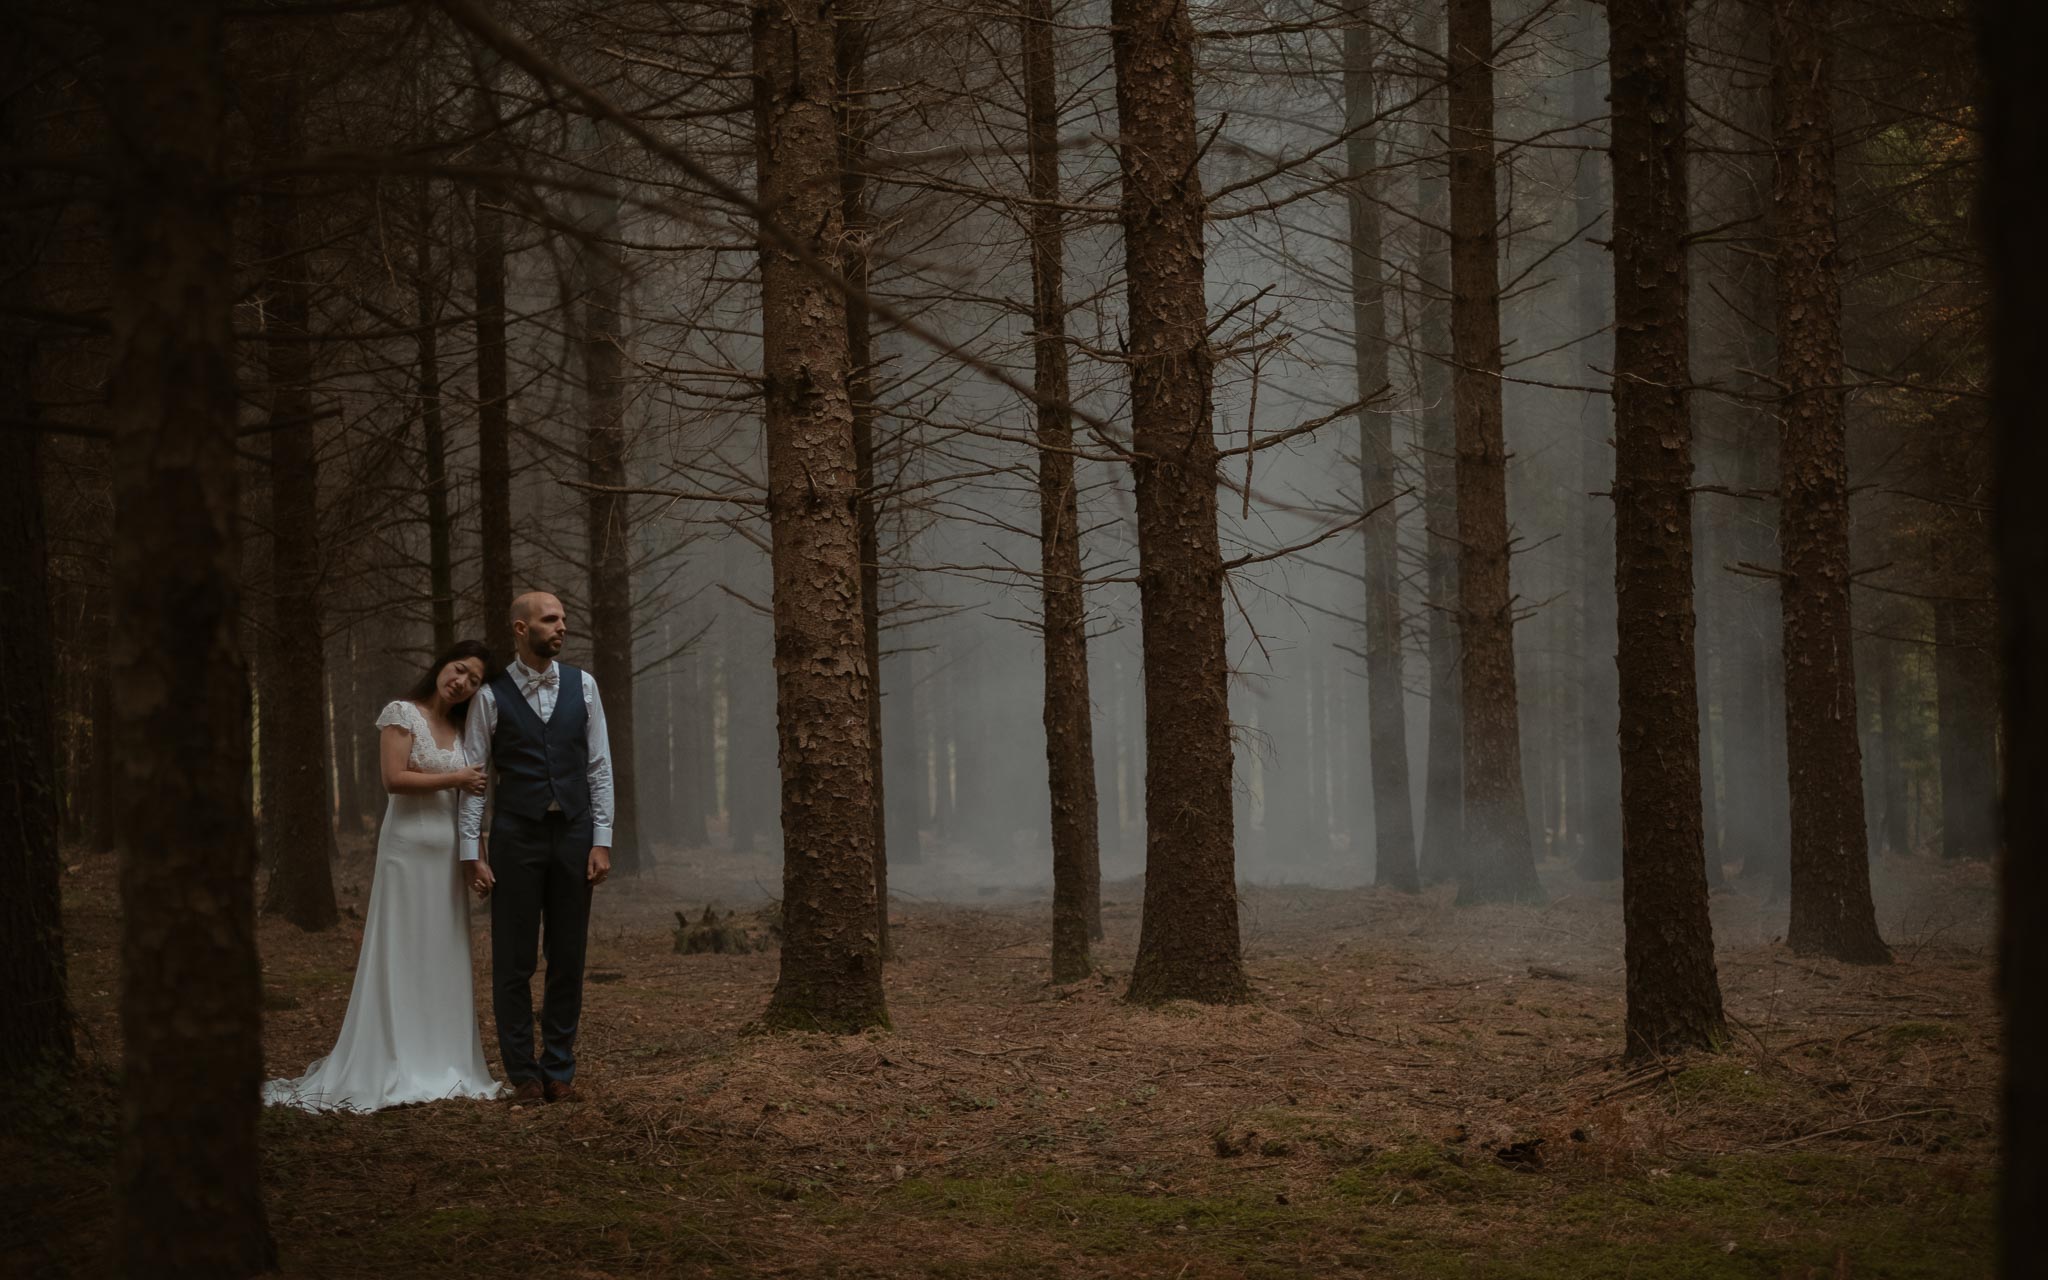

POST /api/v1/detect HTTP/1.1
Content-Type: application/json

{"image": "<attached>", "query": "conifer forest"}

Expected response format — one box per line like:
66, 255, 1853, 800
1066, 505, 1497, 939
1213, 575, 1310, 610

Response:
4, 0, 2046, 1274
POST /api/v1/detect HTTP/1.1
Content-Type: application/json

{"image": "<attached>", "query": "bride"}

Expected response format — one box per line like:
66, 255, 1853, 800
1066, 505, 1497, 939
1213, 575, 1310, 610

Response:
264, 640, 506, 1111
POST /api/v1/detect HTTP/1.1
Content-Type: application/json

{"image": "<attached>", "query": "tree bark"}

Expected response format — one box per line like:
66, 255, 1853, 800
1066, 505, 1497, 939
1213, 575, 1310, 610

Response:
1933, 597, 1999, 861
1111, 0, 1247, 1004
1416, 10, 1463, 887
754, 0, 887, 1032
0, 63, 72, 1067
1344, 6, 1418, 893
1980, 0, 2047, 1265
472, 68, 515, 661
1608, 0, 1727, 1057
836, 13, 891, 955
102, 1, 277, 1270
416, 178, 455, 652
1447, 0, 1539, 905
252, 58, 338, 933
1770, 0, 1887, 963
1572, 0, 1622, 883
1021, 0, 1103, 982
577, 161, 641, 879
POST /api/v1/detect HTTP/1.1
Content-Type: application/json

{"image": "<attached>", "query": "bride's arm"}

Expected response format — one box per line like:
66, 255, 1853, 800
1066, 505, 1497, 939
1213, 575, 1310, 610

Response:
379, 725, 480, 795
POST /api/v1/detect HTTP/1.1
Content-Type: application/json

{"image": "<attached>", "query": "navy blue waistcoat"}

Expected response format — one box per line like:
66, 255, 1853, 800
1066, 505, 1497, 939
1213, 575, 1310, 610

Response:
488, 663, 591, 823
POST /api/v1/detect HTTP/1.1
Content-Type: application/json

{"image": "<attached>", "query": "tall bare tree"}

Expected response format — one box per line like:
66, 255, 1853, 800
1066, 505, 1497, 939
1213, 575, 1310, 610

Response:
1112, 0, 1247, 1004
1981, 0, 2048, 1264
471, 52, 515, 660
0, 47, 71, 1069
102, 0, 275, 1269
1414, 11, 1463, 888
836, 11, 891, 954
1446, 0, 1539, 904
1770, 0, 1888, 963
1608, 0, 1726, 1056
1021, 0, 1103, 981
252, 52, 339, 933
755, 0, 888, 1031
576, 142, 642, 878
1343, 5, 1417, 892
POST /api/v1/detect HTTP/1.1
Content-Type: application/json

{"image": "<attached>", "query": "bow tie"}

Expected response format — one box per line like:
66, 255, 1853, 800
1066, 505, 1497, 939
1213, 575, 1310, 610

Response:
521, 667, 558, 693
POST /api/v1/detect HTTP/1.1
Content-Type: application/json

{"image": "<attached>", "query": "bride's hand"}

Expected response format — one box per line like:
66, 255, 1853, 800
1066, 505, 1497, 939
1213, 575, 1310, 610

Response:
449, 765, 487, 796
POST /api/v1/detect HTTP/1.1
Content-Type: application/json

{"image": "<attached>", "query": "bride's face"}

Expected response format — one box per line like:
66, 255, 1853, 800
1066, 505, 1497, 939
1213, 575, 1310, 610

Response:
438, 657, 487, 705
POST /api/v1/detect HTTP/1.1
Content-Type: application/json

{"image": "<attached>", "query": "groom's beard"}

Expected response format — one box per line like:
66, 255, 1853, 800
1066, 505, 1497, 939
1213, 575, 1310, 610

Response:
526, 633, 564, 663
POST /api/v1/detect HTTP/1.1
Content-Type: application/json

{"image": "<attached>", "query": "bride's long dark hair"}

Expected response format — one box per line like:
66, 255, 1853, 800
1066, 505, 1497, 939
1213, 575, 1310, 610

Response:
405, 639, 500, 730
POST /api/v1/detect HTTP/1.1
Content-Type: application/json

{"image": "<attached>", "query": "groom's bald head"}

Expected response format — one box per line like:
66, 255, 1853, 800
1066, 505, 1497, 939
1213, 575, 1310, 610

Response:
511, 591, 567, 664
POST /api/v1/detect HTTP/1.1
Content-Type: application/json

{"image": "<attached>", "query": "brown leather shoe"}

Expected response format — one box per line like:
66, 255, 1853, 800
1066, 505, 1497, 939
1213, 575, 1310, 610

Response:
543, 1080, 577, 1104
508, 1080, 544, 1104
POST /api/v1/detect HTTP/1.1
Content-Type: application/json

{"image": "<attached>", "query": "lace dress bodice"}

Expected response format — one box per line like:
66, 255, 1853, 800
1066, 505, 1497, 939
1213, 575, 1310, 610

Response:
376, 700, 468, 774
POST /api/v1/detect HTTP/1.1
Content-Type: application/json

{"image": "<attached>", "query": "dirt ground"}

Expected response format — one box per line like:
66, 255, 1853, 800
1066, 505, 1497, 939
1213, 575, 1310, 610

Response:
5, 837, 1998, 1278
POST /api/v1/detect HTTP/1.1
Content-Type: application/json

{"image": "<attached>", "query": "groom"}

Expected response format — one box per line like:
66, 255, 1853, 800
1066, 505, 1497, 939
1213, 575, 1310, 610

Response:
458, 590, 615, 1104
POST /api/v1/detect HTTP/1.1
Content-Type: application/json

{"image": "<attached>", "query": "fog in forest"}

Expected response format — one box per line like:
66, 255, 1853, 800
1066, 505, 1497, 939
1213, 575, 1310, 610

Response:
82, 0, 1976, 919
159, 0, 1966, 909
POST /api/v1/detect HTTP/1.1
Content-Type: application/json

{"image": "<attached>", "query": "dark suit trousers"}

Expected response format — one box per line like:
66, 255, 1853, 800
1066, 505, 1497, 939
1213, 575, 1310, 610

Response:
488, 810, 592, 1084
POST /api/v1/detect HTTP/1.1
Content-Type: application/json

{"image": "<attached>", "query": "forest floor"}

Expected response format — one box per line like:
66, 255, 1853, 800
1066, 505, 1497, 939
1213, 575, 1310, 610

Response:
6, 837, 1999, 1278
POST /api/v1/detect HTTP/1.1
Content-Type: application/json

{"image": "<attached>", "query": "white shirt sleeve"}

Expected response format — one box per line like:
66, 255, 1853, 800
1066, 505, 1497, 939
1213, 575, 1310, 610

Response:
583, 673, 615, 848
458, 684, 497, 861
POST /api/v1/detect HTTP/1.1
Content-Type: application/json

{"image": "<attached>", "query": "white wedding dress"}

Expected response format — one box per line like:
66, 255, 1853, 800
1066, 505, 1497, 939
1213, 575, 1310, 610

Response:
263, 699, 503, 1112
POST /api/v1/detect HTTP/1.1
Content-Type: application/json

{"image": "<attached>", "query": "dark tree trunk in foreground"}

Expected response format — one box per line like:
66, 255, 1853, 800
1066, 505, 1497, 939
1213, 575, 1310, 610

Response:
1416, 12, 1463, 887
755, 0, 887, 1031
472, 70, 515, 661
1770, 0, 1887, 963
1981, 0, 2048, 1267
1, 431, 72, 1070
1345, 9, 1418, 893
578, 172, 641, 878
1933, 596, 1999, 860
1447, 0, 1539, 905
1023, 0, 1102, 982
0, 61, 72, 1065
102, 2, 276, 1271
252, 63, 338, 933
1112, 0, 1247, 1005
836, 15, 891, 956
1608, 0, 1726, 1057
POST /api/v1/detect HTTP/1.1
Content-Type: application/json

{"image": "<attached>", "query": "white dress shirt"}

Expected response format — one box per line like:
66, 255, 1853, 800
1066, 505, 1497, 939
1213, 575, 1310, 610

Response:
458, 655, 615, 860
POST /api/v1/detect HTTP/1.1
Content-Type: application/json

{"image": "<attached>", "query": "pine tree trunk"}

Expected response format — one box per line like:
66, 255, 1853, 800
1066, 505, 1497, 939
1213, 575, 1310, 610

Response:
1021, 0, 1103, 982
102, 1, 276, 1269
1571, 0, 1621, 883
0, 77, 72, 1064
1770, 0, 1887, 963
1447, 0, 1539, 905
472, 73, 515, 661
578, 177, 641, 878
253, 62, 338, 933
1933, 597, 1999, 861
754, 0, 887, 1031
836, 15, 891, 954
1871, 639, 1909, 856
1608, 0, 1726, 1057
1981, 0, 2047, 1263
1111, 0, 1246, 1004
416, 178, 455, 653
1344, 8, 1418, 892
1416, 14, 1463, 886
675, 650, 708, 845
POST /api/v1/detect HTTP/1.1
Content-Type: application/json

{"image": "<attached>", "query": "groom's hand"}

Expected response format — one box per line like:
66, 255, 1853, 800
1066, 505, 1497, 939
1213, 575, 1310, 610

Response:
464, 860, 495, 898
587, 845, 611, 887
